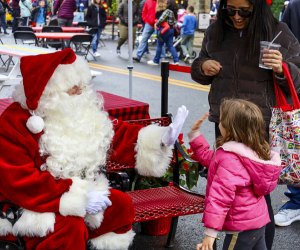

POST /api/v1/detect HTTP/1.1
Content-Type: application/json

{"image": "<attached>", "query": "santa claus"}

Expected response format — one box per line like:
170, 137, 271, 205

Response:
0, 49, 188, 249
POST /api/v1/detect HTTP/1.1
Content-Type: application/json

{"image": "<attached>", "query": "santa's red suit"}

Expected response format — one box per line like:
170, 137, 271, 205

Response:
0, 49, 174, 249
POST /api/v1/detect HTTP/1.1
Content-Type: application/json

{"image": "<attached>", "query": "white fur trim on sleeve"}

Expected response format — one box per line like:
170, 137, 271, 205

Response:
59, 177, 89, 217
0, 218, 13, 236
12, 209, 55, 237
135, 124, 173, 177
90, 174, 110, 193
84, 212, 104, 230
89, 230, 135, 250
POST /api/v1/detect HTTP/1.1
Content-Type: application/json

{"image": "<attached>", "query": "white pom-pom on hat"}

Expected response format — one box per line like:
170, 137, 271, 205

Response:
26, 114, 45, 134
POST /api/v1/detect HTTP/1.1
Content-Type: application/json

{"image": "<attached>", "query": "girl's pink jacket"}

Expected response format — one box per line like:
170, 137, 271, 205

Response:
190, 135, 281, 232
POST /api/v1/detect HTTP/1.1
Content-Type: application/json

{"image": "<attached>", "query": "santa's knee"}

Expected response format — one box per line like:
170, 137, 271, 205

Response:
88, 189, 135, 250
24, 215, 88, 249
60, 216, 88, 239
109, 189, 134, 226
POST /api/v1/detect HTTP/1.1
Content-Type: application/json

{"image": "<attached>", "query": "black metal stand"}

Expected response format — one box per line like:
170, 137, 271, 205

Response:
161, 61, 169, 117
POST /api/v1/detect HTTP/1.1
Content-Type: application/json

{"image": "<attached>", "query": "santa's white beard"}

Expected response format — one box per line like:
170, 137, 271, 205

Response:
37, 88, 114, 180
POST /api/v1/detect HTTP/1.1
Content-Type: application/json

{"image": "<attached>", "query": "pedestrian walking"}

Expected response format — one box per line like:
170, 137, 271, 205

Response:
0, 0, 10, 34
189, 99, 281, 250
133, 0, 156, 62
116, 0, 139, 56
86, 0, 107, 57
19, 0, 32, 26
180, 5, 197, 63
147, 0, 179, 65
53, 0, 77, 27
31, 0, 47, 27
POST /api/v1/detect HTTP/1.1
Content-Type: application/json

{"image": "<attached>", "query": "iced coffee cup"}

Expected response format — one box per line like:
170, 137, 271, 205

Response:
259, 41, 281, 70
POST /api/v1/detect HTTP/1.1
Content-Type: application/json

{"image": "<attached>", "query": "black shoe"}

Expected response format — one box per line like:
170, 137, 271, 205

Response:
116, 48, 121, 55
133, 57, 140, 62
4, 32, 9, 35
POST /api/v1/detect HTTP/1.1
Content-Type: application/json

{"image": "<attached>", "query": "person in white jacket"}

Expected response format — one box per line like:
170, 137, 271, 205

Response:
19, 0, 32, 26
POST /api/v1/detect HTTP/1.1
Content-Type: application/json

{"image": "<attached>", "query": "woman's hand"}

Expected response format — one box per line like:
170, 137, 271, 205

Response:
262, 49, 283, 74
188, 112, 209, 140
201, 60, 222, 76
196, 236, 215, 250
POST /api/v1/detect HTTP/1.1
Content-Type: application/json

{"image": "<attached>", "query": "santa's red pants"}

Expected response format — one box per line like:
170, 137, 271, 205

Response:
0, 189, 134, 250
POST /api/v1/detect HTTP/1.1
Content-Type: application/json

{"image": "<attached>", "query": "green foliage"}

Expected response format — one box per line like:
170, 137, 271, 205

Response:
270, 0, 284, 20
108, 0, 118, 17
133, 134, 200, 191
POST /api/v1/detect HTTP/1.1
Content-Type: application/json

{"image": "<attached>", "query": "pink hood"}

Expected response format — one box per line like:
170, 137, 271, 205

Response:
221, 141, 281, 196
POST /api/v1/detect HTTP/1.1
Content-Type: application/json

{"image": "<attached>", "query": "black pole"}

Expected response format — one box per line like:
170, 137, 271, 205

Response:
161, 61, 169, 117
112, 16, 115, 40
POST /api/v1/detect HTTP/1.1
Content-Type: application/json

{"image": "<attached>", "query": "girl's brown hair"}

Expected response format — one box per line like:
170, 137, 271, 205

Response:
216, 99, 270, 160
156, 0, 168, 12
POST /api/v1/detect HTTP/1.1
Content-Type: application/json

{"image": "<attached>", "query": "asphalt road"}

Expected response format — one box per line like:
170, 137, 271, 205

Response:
0, 29, 299, 250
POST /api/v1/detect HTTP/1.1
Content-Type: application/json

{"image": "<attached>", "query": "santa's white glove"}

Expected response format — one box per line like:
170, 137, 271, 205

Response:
86, 190, 112, 215
161, 105, 189, 146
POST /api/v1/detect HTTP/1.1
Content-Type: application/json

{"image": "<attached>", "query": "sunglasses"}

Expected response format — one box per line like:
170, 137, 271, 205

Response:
223, 7, 252, 18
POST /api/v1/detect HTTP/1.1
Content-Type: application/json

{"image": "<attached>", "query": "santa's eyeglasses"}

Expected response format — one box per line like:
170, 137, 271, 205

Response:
223, 7, 252, 18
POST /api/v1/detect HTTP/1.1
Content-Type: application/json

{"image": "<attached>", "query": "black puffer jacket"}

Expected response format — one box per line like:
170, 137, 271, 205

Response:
191, 22, 300, 125
86, 3, 106, 29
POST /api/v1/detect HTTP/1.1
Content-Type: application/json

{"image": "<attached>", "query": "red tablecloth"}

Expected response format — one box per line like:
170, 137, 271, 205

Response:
35, 32, 88, 40
32, 27, 85, 33
0, 91, 150, 121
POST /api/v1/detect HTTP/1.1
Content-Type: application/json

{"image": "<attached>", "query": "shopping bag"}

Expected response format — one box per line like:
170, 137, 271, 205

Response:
269, 62, 300, 186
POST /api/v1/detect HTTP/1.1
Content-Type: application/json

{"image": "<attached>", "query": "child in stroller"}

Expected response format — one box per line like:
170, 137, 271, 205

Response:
165, 7, 197, 63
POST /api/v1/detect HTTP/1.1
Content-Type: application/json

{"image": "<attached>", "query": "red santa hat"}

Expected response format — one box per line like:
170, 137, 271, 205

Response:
20, 48, 77, 134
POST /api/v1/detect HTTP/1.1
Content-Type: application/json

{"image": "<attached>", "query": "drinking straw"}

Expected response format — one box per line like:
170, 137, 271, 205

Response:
268, 31, 282, 48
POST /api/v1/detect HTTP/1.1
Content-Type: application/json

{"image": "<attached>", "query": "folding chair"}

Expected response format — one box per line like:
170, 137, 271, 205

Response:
87, 27, 105, 47
41, 26, 64, 50
16, 26, 34, 32
0, 60, 22, 92
68, 34, 93, 60
77, 21, 88, 27
48, 18, 58, 26
13, 31, 39, 46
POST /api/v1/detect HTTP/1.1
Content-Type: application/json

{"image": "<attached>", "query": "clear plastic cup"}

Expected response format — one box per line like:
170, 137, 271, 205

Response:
259, 41, 281, 70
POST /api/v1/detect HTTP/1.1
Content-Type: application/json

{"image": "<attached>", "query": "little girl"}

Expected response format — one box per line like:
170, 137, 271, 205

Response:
189, 99, 282, 250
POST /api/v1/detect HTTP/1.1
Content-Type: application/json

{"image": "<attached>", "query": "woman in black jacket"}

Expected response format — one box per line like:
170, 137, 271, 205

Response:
85, 0, 107, 57
191, 0, 300, 250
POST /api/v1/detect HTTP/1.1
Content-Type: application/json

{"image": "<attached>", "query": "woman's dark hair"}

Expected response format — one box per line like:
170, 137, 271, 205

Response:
215, 0, 278, 57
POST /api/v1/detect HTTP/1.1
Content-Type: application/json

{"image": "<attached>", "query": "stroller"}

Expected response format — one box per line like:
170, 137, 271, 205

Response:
173, 35, 197, 60
164, 26, 197, 62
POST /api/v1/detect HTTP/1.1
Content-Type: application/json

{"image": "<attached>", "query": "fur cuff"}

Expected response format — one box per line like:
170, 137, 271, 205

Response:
135, 125, 173, 177
12, 209, 55, 237
59, 177, 89, 217
89, 230, 135, 250
0, 218, 13, 236
84, 212, 104, 230
90, 174, 110, 192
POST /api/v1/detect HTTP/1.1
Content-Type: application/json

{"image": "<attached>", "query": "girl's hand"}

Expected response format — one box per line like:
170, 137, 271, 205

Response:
188, 112, 209, 140
201, 60, 222, 76
262, 49, 283, 74
196, 236, 215, 250
191, 112, 209, 132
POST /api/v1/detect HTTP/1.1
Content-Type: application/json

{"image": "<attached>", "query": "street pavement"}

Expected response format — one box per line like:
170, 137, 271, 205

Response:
0, 27, 299, 250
